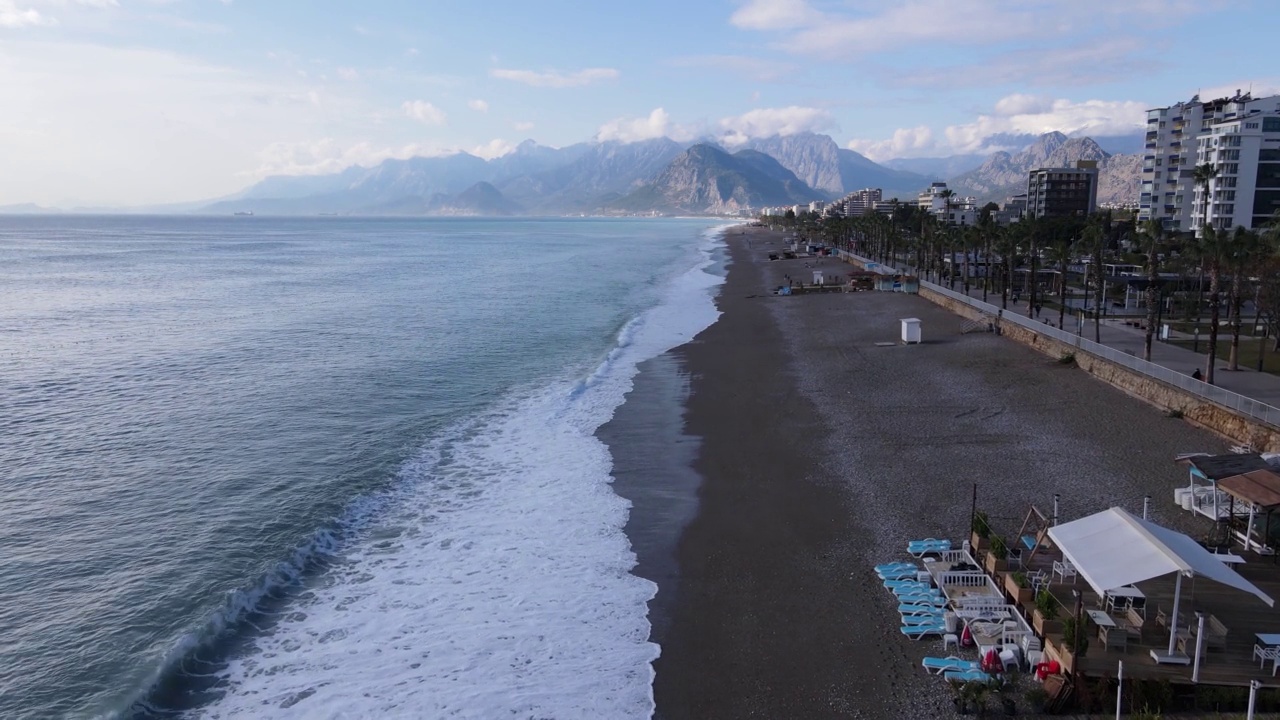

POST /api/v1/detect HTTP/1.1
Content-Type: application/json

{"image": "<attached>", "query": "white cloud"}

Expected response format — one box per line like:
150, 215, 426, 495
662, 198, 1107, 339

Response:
597, 108, 685, 143
718, 105, 836, 145
489, 67, 618, 88
993, 93, 1054, 116
846, 126, 936, 161
0, 1, 54, 28
467, 98, 489, 112
847, 94, 1147, 161
1198, 80, 1280, 100
471, 138, 515, 160
729, 0, 819, 30
733, 0, 1208, 59
336, 67, 359, 81
513, 120, 534, 132
402, 99, 446, 125
252, 139, 451, 177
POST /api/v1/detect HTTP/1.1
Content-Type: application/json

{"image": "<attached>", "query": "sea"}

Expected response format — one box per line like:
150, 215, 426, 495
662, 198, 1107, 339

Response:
0, 216, 728, 720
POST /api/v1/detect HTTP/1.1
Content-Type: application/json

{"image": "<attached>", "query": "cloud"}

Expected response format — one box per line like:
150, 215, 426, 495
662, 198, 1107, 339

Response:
467, 98, 489, 112
402, 99, 446, 125
733, 0, 1209, 60
471, 138, 515, 160
1198, 80, 1280, 100
892, 39, 1151, 89
513, 120, 534, 132
729, 0, 820, 30
253, 139, 452, 177
489, 67, 618, 88
846, 126, 936, 161
596, 108, 689, 143
0, 1, 54, 28
718, 105, 836, 145
336, 67, 359, 81
846, 94, 1148, 161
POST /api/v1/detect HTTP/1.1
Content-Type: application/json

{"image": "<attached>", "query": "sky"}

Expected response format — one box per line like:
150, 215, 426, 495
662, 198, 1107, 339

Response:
1, 0, 1276, 207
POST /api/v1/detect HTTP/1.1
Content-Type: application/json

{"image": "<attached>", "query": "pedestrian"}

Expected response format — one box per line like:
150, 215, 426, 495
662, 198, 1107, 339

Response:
1192, 368, 1204, 381
1035, 303, 1043, 318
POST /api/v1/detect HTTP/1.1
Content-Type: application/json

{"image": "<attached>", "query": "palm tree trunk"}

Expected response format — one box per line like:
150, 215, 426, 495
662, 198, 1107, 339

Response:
1144, 265, 1159, 361
1207, 269, 1222, 384
1059, 261, 1068, 329
1229, 274, 1243, 371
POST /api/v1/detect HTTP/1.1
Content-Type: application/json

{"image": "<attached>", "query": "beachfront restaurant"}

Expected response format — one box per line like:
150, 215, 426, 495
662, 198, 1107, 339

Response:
1176, 453, 1280, 554
1018, 506, 1280, 698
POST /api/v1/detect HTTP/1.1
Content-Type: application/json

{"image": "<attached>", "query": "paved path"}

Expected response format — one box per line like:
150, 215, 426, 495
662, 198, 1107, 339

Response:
946, 281, 1280, 409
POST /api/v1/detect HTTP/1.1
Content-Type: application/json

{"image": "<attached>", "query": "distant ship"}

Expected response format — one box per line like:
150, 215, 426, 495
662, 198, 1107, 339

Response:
233, 211, 254, 216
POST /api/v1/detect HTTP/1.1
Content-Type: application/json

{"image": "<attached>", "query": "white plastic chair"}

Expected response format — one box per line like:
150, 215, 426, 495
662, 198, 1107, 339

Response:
1052, 560, 1077, 585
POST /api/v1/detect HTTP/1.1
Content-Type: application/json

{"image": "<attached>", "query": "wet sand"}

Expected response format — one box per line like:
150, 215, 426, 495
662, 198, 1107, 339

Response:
617, 226, 1227, 719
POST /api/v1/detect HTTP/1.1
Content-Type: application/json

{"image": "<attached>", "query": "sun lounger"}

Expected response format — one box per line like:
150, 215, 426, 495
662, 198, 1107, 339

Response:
907, 539, 951, 557
878, 567, 919, 580
902, 612, 945, 625
892, 585, 940, 596
884, 579, 931, 589
899, 603, 945, 615
900, 622, 947, 639
921, 657, 979, 675
874, 562, 917, 574
943, 669, 993, 683
896, 592, 945, 605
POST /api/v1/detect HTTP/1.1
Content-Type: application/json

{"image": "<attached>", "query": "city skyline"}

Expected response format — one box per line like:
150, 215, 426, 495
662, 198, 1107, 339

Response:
1, 0, 1276, 206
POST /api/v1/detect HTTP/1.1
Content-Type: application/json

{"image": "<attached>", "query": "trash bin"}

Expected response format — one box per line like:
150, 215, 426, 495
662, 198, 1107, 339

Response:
901, 318, 921, 344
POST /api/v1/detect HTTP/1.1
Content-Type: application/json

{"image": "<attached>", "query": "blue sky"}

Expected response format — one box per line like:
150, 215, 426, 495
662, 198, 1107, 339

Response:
1, 0, 1275, 206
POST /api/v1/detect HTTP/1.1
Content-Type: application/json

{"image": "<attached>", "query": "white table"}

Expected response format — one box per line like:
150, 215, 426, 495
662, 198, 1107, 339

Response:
1212, 552, 1246, 565
1087, 609, 1116, 628
1105, 585, 1146, 613
1256, 633, 1280, 646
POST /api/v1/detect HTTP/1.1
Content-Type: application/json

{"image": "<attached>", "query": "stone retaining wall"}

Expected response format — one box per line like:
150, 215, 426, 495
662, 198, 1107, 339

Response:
917, 286, 1280, 452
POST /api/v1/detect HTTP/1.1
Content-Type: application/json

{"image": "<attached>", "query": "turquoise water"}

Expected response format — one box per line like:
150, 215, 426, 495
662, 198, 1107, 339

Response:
0, 216, 726, 719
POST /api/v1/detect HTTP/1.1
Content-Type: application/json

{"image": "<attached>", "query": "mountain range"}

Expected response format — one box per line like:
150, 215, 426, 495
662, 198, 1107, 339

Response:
946, 132, 1141, 206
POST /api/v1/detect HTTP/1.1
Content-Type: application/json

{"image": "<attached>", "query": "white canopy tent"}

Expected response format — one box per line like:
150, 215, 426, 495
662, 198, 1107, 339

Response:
1047, 507, 1274, 664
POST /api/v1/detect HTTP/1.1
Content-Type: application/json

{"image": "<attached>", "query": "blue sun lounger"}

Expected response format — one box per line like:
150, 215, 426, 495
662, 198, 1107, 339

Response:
907, 539, 951, 557
901, 613, 944, 626
921, 657, 979, 675
884, 579, 931, 589
900, 622, 946, 639
874, 562, 916, 574
878, 566, 919, 580
943, 669, 993, 683
891, 584, 940, 596
898, 603, 944, 615
895, 588, 943, 601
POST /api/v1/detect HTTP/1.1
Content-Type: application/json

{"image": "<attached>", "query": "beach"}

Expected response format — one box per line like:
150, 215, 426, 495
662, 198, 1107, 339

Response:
606, 226, 1228, 718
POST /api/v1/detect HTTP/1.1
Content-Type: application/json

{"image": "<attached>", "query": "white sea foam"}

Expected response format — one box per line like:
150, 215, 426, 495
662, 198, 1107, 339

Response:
194, 226, 729, 719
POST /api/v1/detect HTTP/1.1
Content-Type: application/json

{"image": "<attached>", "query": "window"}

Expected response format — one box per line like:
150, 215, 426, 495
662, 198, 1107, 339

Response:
1265, 117, 1280, 132
1247, 122, 1260, 130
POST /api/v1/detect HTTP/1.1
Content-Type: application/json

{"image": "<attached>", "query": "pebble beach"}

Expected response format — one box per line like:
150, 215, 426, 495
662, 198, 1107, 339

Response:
607, 226, 1233, 718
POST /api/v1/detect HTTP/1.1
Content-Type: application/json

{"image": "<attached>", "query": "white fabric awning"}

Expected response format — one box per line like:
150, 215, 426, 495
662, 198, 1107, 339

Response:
1046, 507, 1274, 607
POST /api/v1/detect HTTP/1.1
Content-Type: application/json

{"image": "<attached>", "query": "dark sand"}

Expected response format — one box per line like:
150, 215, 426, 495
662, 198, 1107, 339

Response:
608, 227, 1227, 719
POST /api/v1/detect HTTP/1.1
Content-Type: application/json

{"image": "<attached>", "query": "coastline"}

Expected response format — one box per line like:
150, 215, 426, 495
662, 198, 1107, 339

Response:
607, 226, 1228, 718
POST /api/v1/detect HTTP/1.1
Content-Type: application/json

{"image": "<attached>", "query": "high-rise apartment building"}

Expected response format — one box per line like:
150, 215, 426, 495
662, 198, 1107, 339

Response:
1140, 91, 1280, 233
1191, 111, 1280, 234
917, 182, 977, 226
1026, 161, 1098, 219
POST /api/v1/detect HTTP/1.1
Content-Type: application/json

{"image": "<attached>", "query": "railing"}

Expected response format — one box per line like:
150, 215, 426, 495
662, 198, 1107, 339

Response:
843, 252, 1280, 429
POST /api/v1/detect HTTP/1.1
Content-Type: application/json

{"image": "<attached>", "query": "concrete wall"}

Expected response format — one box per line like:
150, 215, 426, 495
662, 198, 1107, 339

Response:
918, 286, 1280, 452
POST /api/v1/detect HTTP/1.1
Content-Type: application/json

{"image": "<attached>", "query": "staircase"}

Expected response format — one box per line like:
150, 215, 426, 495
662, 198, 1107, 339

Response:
960, 313, 996, 334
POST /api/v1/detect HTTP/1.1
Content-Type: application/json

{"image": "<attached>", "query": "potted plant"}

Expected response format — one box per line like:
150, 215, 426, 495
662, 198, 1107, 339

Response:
1032, 589, 1062, 635
985, 536, 1009, 573
971, 511, 991, 550
1062, 616, 1090, 658
1024, 686, 1049, 715
1005, 570, 1034, 605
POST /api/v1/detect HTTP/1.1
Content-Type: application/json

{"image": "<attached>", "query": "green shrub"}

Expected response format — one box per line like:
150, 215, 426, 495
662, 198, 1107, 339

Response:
1035, 589, 1059, 620
1012, 571, 1029, 588
990, 535, 1008, 560
972, 511, 991, 539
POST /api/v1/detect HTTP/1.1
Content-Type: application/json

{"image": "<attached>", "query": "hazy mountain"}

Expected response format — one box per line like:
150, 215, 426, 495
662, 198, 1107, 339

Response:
946, 132, 1142, 205
834, 149, 934, 199
882, 154, 986, 180
740, 133, 845, 196
499, 137, 686, 211
611, 144, 824, 215
0, 203, 61, 214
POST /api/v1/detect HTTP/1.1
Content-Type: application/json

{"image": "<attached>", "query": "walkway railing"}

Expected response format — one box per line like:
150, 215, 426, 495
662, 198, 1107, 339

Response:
843, 251, 1280, 429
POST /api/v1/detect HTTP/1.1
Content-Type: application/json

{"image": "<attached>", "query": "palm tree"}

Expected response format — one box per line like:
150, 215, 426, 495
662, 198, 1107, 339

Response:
1140, 219, 1166, 361
1193, 163, 1219, 232
1227, 226, 1269, 370
1192, 223, 1235, 384
1043, 232, 1074, 330
1081, 219, 1106, 342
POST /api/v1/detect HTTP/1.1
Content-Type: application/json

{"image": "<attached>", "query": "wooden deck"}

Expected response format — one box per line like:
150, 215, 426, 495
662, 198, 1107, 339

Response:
1006, 545, 1280, 687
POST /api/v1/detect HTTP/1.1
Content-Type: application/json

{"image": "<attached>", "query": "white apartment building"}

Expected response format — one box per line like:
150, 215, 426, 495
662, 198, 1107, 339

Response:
918, 182, 978, 226
1191, 110, 1280, 234
1140, 91, 1280, 232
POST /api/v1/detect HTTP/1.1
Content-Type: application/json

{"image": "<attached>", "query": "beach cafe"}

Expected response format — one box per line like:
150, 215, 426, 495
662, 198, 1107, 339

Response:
1176, 453, 1280, 554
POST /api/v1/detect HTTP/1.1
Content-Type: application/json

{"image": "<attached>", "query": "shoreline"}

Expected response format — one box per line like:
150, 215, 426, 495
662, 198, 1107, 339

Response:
605, 225, 1229, 718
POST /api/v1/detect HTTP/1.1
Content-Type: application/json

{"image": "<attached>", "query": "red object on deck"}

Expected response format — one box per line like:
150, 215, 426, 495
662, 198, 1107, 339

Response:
960, 626, 973, 647
1034, 660, 1061, 681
